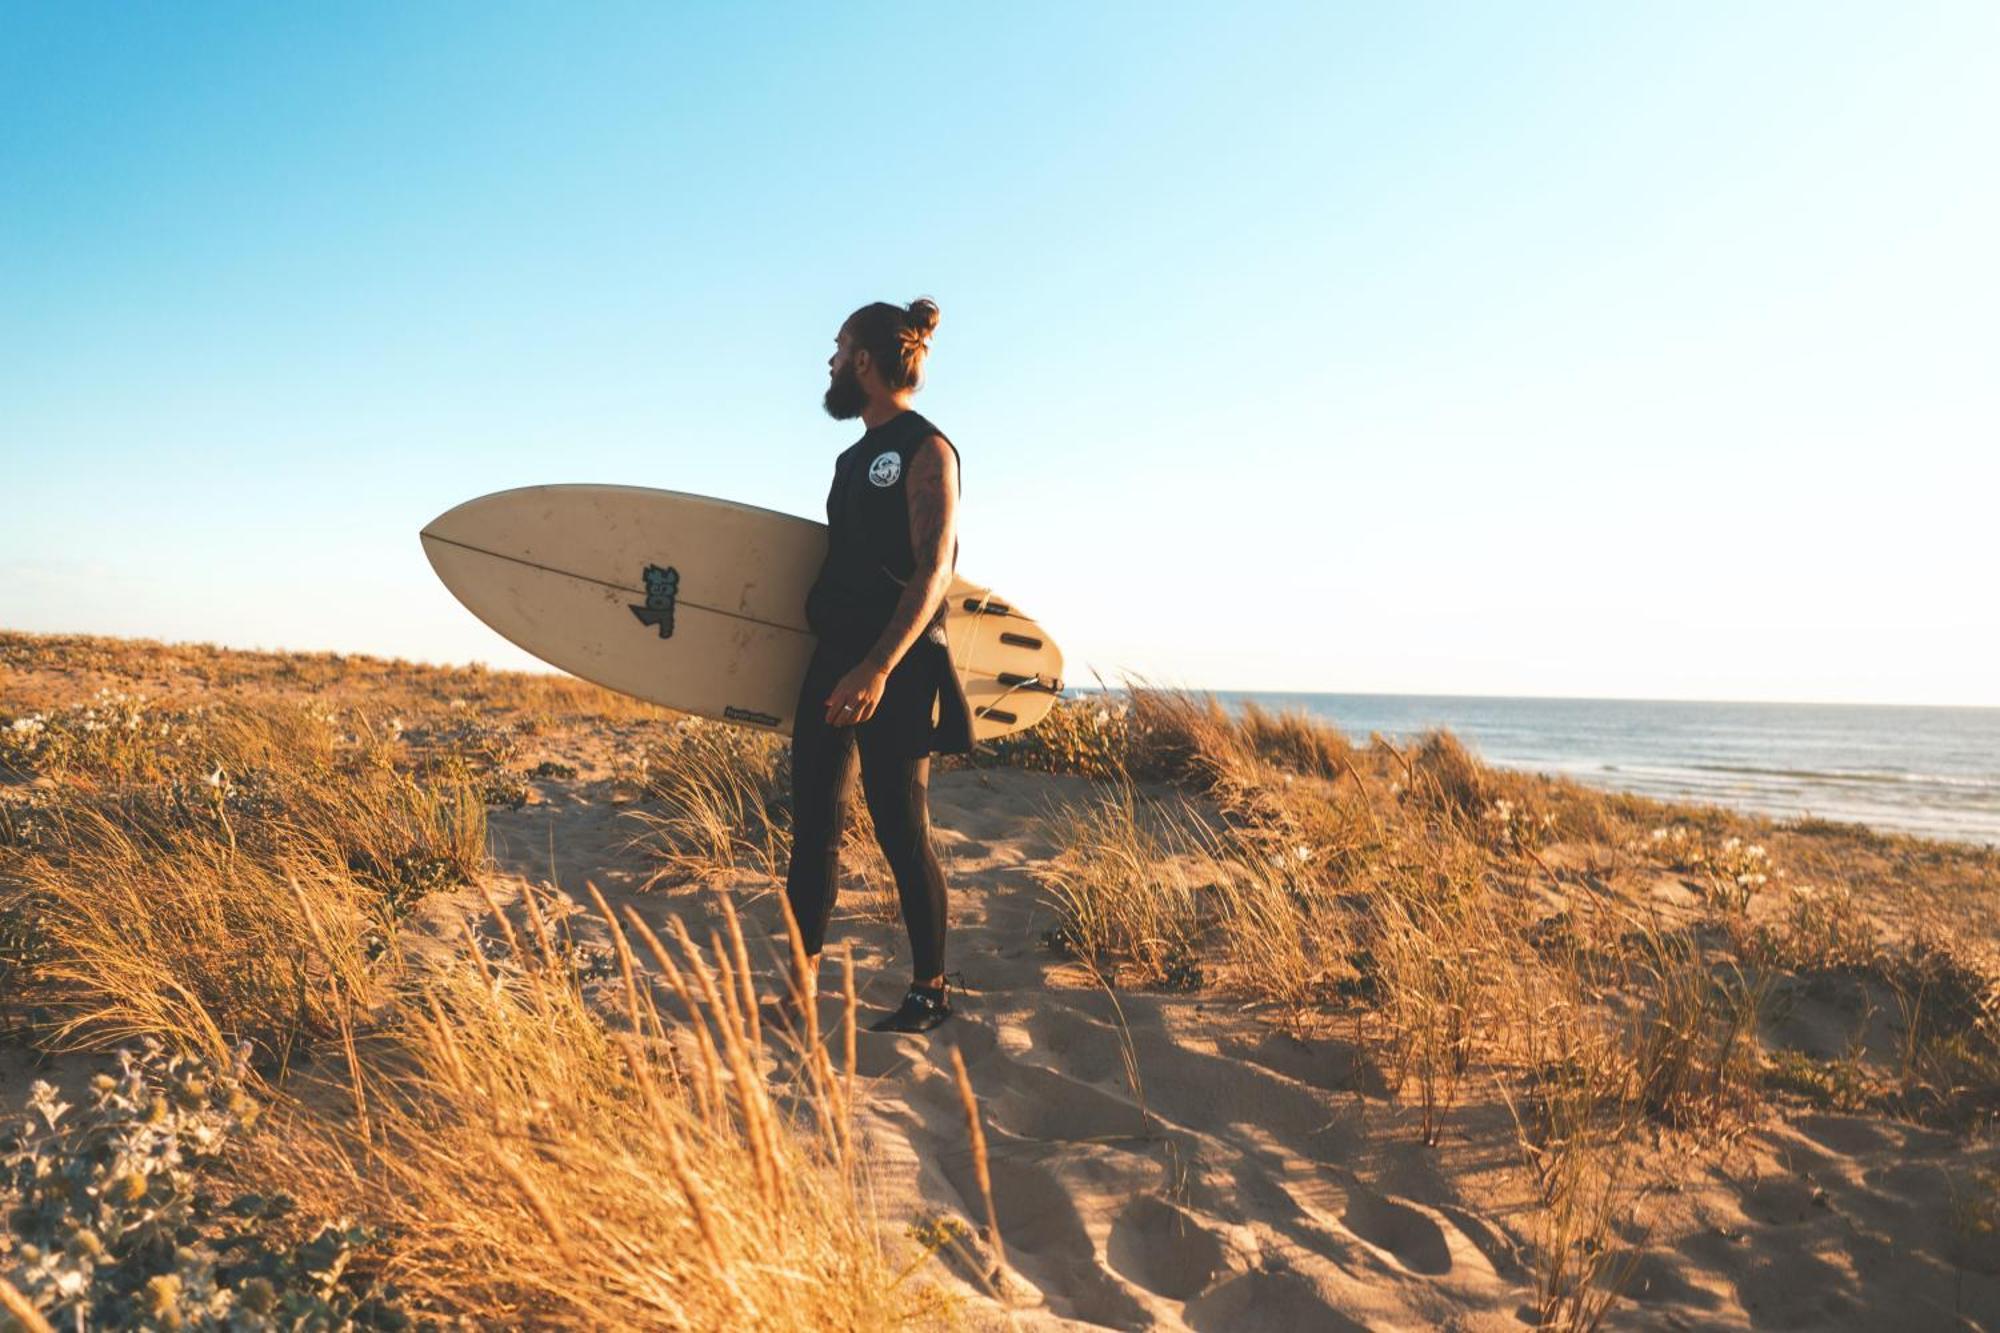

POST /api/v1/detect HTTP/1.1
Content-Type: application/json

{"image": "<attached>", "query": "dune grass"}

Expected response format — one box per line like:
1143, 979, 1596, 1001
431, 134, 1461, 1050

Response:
1012, 685, 2000, 1328
253, 892, 930, 1330
623, 723, 793, 885
2, 698, 483, 1065
8, 631, 1999, 1331
1, 634, 957, 1329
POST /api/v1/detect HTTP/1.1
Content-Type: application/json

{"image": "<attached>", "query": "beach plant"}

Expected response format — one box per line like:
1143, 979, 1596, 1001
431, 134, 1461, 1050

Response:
1622, 932, 1767, 1132
0, 691, 179, 785
1205, 826, 1357, 1010
1743, 882, 1879, 973
1404, 730, 1490, 829
3, 798, 384, 1064
1948, 1166, 2000, 1270
977, 695, 1131, 778
1480, 795, 1557, 856
626, 722, 792, 884
0, 1039, 410, 1331
1352, 833, 1526, 1142
1236, 700, 1356, 780
254, 895, 944, 1330
1120, 687, 1243, 791
1508, 1055, 1647, 1333
1644, 826, 1774, 912
1369, 892, 1482, 1143
1881, 933, 2000, 1123
1035, 783, 1214, 987
1, 703, 483, 1063
1763, 1046, 1876, 1112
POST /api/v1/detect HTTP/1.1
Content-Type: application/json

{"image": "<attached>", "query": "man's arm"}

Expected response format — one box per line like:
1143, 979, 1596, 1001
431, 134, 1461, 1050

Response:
823, 434, 958, 726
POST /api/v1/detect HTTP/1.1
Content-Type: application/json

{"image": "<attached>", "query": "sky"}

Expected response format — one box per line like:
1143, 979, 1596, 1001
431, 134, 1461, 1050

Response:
3, 2, 1995, 706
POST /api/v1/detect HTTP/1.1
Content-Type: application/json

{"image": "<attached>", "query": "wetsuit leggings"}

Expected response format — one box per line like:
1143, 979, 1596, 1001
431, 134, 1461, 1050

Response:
783, 660, 949, 980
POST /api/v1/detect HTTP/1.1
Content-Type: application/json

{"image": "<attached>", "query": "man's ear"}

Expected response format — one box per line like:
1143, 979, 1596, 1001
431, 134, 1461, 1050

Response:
852, 347, 872, 381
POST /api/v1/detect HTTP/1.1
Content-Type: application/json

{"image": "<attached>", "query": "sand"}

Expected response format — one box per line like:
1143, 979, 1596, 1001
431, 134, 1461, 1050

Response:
6, 644, 1998, 1329
443, 754, 2000, 1331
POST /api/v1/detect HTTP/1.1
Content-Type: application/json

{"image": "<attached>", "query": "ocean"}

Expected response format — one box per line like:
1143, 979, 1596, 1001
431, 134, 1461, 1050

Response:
1197, 693, 2000, 847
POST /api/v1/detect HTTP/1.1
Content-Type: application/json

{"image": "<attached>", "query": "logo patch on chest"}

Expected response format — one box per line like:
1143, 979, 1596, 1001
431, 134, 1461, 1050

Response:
867, 451, 902, 487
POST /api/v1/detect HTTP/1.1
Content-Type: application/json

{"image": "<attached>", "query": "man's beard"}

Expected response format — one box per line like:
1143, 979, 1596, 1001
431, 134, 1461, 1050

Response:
822, 363, 867, 420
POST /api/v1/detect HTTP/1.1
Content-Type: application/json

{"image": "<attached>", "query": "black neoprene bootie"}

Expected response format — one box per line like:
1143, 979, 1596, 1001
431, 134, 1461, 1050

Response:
869, 978, 952, 1033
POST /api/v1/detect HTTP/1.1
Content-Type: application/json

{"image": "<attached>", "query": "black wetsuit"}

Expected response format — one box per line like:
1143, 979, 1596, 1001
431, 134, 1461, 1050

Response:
784, 409, 972, 978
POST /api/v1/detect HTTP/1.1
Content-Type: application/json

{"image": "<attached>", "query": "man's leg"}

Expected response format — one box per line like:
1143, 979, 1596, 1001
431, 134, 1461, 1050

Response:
857, 740, 948, 984
783, 658, 859, 970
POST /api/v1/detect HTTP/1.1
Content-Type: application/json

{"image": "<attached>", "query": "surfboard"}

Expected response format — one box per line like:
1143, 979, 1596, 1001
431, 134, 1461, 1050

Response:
419, 484, 1063, 741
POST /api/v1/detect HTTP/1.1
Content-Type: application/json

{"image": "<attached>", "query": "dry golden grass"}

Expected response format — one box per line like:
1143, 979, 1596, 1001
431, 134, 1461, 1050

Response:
8, 632, 2000, 1330
3, 699, 483, 1065
252, 893, 930, 1330
624, 724, 792, 885
1507, 1056, 1648, 1332
1009, 683, 1999, 1328
0, 629, 674, 726
0, 631, 962, 1329
5, 799, 385, 1065
1033, 784, 1213, 988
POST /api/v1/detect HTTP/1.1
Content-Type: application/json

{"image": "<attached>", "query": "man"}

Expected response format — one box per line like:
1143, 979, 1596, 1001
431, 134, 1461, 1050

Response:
783, 296, 973, 1034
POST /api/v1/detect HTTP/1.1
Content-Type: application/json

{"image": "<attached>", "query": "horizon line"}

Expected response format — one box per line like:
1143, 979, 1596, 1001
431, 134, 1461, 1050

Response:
5, 623, 1996, 714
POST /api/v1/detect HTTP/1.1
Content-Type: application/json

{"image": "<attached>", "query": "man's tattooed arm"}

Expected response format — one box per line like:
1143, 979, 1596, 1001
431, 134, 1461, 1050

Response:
862, 434, 959, 677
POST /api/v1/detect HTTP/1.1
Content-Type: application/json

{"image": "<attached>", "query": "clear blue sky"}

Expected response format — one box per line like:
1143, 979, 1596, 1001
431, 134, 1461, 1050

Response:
4, 3, 1995, 705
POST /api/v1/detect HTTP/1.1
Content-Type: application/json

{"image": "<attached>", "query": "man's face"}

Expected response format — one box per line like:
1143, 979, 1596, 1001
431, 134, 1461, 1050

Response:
823, 327, 868, 420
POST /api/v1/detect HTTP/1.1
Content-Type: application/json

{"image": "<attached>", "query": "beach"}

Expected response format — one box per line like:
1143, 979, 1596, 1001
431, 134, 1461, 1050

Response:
1201, 693, 2000, 848
6, 631, 2000, 1329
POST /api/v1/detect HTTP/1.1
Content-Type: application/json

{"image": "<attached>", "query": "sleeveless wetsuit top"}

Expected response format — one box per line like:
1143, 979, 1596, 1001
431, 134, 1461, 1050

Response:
801, 409, 973, 757
805, 409, 960, 651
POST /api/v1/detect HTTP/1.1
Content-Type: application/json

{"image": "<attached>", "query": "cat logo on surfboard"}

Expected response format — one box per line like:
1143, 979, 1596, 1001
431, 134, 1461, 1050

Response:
629, 564, 680, 637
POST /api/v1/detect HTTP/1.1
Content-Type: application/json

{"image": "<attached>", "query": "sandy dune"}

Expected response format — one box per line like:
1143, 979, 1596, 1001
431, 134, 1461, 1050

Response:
437, 757, 2000, 1331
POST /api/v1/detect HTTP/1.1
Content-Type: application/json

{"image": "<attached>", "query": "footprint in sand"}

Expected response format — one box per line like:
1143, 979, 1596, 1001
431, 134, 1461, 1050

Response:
1183, 1268, 1369, 1333
1338, 1184, 1455, 1276
1105, 1195, 1235, 1299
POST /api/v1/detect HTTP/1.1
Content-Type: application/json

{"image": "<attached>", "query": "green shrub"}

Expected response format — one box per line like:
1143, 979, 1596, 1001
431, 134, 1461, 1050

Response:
1, 1040, 413, 1330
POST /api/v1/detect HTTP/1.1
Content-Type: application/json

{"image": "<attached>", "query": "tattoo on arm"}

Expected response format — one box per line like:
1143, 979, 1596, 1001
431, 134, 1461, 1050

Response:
863, 435, 959, 675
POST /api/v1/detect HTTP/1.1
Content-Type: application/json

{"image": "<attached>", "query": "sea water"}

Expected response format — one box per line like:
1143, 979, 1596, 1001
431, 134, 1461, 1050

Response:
1199, 693, 2000, 847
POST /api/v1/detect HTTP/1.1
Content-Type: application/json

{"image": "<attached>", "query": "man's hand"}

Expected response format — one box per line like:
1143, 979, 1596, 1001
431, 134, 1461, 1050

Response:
825, 660, 890, 727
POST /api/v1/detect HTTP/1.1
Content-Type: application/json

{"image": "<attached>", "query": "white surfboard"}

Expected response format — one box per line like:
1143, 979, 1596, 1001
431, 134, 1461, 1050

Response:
420, 484, 1063, 741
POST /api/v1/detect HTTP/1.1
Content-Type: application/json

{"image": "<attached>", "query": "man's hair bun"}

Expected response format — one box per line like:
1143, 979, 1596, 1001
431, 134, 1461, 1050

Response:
904, 297, 941, 340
